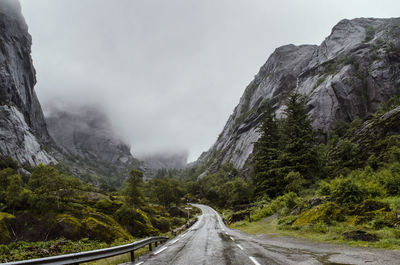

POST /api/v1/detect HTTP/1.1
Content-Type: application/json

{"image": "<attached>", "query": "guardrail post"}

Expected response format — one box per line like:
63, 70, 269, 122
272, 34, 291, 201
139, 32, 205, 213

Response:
149, 243, 153, 251
130, 250, 135, 261
155, 241, 158, 247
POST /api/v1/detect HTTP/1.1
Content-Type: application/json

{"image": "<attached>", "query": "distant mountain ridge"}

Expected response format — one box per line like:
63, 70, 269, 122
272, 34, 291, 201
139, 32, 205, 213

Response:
197, 17, 400, 173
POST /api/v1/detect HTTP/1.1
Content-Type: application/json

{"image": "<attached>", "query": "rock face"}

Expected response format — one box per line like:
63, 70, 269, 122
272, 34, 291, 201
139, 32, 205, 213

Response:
46, 107, 141, 186
198, 17, 400, 172
0, 0, 55, 165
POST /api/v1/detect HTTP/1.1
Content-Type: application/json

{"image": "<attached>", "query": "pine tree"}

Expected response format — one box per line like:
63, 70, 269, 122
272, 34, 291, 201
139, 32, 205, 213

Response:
280, 93, 319, 181
253, 100, 283, 198
125, 169, 145, 207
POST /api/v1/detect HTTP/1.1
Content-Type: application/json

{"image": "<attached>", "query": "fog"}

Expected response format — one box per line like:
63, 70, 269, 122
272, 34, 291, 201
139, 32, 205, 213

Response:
19, 0, 400, 162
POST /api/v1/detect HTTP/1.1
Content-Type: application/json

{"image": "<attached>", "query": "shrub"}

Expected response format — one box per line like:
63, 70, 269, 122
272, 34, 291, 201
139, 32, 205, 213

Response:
319, 176, 366, 204
284, 172, 305, 194
365, 26, 375, 42
252, 192, 305, 221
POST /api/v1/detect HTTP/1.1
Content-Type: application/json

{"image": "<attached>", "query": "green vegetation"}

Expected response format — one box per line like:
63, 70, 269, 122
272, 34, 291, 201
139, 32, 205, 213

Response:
365, 26, 375, 42
203, 93, 400, 249
2, 92, 400, 262
253, 93, 319, 199
0, 162, 194, 262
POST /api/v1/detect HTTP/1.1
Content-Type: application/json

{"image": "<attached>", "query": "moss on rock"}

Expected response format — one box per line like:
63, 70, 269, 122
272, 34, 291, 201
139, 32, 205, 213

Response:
83, 215, 131, 243
293, 202, 344, 226
55, 214, 82, 239
352, 200, 390, 215
0, 212, 15, 244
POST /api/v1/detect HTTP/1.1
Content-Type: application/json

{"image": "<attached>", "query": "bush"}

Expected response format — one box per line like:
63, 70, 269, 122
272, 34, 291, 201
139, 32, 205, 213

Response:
252, 192, 305, 221
319, 176, 366, 204
365, 26, 375, 42
284, 172, 305, 194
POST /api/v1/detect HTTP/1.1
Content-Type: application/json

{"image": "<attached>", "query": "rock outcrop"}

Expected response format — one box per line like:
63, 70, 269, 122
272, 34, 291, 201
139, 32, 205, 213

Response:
0, 0, 55, 165
198, 17, 400, 172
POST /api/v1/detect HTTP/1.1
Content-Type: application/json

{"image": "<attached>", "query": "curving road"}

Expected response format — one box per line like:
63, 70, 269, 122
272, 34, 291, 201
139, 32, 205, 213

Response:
125, 204, 400, 265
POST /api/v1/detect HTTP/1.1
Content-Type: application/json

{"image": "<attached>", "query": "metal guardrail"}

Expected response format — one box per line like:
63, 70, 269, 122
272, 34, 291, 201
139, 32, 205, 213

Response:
4, 236, 168, 265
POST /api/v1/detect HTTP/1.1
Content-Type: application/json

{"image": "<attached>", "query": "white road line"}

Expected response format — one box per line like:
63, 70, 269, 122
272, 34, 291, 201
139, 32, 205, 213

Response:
154, 247, 168, 255
230, 236, 234, 241
249, 256, 261, 265
170, 238, 179, 244
134, 262, 144, 265
236, 244, 244, 250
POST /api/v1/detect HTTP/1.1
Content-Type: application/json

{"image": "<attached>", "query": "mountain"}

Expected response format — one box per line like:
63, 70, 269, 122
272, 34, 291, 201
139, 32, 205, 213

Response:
140, 152, 188, 179
46, 107, 141, 187
197, 17, 400, 173
0, 0, 55, 165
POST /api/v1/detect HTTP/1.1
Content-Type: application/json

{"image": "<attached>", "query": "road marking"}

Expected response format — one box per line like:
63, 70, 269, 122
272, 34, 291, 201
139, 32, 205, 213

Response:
170, 238, 179, 244
236, 244, 244, 250
154, 247, 167, 255
230, 236, 234, 241
134, 262, 144, 265
249, 256, 261, 265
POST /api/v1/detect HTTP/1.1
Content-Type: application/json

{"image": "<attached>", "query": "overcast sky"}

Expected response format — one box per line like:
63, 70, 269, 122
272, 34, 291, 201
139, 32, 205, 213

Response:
19, 0, 400, 162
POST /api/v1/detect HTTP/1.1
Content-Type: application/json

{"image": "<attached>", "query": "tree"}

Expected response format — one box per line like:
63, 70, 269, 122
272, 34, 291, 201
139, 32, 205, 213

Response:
280, 93, 319, 181
284, 171, 305, 194
28, 164, 81, 210
252, 100, 283, 198
125, 169, 145, 207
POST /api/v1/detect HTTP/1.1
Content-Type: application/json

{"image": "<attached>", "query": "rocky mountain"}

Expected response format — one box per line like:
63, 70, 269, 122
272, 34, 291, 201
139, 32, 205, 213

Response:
46, 107, 141, 187
198, 17, 400, 173
0, 0, 55, 166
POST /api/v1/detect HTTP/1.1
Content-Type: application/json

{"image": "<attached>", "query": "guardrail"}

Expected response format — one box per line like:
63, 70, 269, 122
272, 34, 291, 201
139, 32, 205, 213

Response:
5, 236, 168, 265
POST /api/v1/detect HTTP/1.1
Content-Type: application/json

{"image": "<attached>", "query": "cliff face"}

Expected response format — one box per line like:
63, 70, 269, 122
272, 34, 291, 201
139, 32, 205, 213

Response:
46, 107, 141, 186
198, 17, 400, 172
0, 0, 55, 165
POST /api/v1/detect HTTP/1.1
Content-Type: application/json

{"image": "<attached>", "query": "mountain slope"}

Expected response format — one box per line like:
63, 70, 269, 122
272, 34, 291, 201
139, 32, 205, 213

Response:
0, 0, 55, 165
46, 107, 141, 187
198, 17, 400, 172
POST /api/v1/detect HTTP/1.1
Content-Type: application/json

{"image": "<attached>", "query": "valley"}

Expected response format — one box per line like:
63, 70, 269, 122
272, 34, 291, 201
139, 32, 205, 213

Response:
1, 0, 400, 264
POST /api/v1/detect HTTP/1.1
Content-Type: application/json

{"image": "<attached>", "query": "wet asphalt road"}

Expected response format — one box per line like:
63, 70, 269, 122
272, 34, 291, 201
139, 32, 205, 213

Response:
125, 204, 400, 265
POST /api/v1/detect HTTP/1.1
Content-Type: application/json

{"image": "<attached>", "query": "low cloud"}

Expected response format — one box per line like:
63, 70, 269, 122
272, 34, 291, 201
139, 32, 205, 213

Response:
19, 0, 400, 161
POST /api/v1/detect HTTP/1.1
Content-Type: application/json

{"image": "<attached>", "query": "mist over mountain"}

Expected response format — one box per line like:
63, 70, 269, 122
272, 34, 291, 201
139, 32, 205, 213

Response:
140, 152, 188, 179
45, 105, 188, 182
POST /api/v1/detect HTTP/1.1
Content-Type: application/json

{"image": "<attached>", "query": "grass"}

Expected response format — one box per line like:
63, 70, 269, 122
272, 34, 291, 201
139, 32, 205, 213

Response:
230, 218, 400, 250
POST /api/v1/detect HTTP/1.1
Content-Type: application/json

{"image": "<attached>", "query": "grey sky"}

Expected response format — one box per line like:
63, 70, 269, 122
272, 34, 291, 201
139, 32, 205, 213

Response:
19, 0, 400, 162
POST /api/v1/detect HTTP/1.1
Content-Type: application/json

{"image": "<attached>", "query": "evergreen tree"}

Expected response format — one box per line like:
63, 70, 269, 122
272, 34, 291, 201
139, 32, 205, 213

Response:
280, 93, 319, 181
252, 100, 283, 198
125, 169, 145, 208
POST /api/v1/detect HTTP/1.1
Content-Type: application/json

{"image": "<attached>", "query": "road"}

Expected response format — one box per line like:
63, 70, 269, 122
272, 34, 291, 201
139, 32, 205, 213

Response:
125, 204, 400, 265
